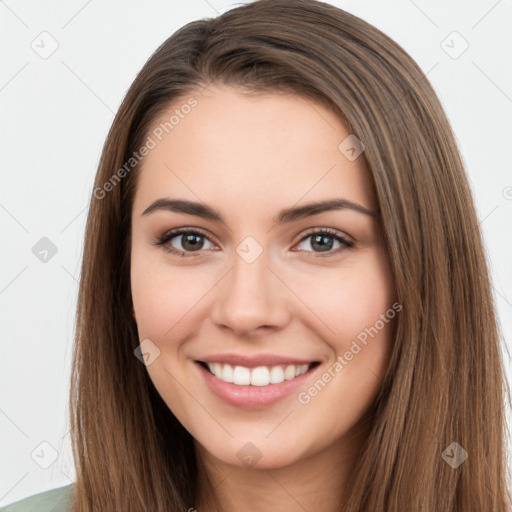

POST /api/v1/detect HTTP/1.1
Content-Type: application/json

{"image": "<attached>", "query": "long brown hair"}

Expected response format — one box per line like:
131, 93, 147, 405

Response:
68, 0, 512, 510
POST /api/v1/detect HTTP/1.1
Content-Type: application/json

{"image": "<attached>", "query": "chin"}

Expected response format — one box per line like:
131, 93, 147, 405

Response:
198, 434, 311, 471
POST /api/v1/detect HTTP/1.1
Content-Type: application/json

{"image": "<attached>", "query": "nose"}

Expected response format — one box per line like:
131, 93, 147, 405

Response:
209, 249, 291, 338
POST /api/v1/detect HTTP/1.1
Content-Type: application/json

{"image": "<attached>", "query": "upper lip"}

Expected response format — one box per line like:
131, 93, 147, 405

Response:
196, 353, 319, 368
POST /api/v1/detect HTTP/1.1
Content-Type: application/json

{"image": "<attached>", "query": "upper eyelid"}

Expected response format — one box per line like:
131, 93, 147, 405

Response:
166, 227, 218, 245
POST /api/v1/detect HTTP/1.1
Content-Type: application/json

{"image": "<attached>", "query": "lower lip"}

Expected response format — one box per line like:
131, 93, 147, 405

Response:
195, 361, 319, 409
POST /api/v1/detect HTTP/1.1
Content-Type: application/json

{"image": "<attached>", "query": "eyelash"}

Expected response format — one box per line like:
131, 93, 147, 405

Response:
155, 227, 354, 259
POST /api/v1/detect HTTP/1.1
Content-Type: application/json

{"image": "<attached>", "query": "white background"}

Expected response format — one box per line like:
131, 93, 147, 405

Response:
1, 0, 511, 506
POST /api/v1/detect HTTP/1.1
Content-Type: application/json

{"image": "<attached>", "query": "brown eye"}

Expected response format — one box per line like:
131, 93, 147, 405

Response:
173, 233, 206, 251
156, 228, 216, 256
294, 228, 353, 257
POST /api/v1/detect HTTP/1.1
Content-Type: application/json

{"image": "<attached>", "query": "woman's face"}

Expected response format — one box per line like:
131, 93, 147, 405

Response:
130, 84, 398, 469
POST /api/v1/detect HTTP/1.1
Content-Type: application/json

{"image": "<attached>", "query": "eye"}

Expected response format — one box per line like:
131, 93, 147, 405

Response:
293, 228, 354, 257
155, 228, 216, 257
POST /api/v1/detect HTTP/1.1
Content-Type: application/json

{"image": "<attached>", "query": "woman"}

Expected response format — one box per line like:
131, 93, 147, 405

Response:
3, 0, 510, 510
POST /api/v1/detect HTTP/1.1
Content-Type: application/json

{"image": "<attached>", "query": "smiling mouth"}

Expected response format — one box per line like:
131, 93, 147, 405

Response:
197, 360, 321, 386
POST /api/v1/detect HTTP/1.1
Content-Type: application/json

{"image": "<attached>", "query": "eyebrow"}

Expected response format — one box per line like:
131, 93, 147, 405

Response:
142, 198, 377, 224
141, 198, 378, 223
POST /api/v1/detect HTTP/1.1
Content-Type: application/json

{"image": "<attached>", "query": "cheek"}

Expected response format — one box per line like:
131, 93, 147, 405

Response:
132, 273, 191, 340
295, 267, 396, 442
300, 253, 396, 351
130, 251, 217, 345
131, 245, 180, 339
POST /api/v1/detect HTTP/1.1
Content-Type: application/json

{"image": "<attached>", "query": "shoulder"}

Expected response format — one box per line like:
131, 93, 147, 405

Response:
0, 484, 74, 512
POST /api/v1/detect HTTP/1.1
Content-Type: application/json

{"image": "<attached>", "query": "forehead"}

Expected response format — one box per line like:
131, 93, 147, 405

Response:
132, 85, 375, 220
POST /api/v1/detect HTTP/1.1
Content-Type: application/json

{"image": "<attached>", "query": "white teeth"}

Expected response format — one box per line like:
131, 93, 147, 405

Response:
250, 366, 270, 386
204, 362, 312, 386
233, 365, 251, 385
221, 363, 234, 383
269, 365, 284, 384
213, 362, 222, 376
284, 365, 296, 380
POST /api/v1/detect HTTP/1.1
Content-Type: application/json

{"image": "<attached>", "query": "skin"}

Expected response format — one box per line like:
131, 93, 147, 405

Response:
130, 84, 398, 511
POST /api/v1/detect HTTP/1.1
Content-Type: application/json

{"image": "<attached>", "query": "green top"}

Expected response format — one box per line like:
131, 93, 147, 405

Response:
0, 485, 74, 512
